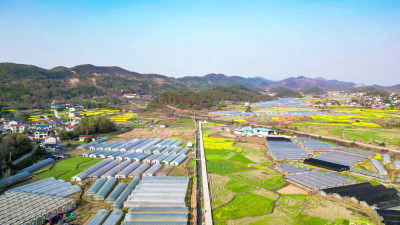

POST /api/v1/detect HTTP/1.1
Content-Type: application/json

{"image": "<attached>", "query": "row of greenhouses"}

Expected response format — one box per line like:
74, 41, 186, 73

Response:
5, 177, 81, 197
0, 158, 55, 188
0, 179, 77, 225
122, 176, 189, 224
81, 138, 188, 152
71, 156, 189, 181
83, 150, 189, 162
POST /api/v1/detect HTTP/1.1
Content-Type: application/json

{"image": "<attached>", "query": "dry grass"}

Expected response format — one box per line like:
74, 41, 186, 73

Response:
209, 174, 236, 208
302, 196, 368, 221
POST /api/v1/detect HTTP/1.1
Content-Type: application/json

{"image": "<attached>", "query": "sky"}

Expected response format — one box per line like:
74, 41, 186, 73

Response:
0, 0, 399, 85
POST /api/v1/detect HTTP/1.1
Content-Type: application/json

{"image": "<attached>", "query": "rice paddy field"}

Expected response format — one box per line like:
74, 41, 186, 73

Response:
203, 123, 375, 225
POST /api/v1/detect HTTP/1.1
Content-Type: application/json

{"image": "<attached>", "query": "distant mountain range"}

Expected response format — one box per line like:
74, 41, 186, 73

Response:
0, 62, 399, 108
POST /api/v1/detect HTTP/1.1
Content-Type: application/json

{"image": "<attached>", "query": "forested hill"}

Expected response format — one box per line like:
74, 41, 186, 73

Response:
1, 62, 398, 109
147, 85, 274, 110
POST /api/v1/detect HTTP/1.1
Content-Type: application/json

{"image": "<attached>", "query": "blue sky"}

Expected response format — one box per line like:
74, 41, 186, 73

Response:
0, 0, 399, 85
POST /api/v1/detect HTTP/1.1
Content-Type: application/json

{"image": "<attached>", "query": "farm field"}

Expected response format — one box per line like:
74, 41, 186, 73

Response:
35, 157, 101, 181
288, 107, 400, 148
202, 122, 378, 224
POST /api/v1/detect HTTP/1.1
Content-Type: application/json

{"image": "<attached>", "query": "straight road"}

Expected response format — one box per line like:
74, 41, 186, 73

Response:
198, 121, 213, 225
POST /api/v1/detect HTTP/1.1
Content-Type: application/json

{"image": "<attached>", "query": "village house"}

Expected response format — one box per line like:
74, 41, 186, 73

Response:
35, 129, 49, 140
66, 125, 74, 132
11, 124, 25, 133
79, 135, 95, 142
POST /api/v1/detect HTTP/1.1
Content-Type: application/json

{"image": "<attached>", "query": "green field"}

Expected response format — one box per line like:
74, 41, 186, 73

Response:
207, 161, 237, 174
228, 153, 254, 164
205, 149, 233, 161
35, 157, 101, 181
226, 179, 255, 193
212, 192, 274, 220
259, 175, 287, 190
54, 157, 93, 170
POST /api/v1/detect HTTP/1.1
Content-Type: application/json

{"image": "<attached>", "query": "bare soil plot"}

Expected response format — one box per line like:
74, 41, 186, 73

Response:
277, 184, 308, 194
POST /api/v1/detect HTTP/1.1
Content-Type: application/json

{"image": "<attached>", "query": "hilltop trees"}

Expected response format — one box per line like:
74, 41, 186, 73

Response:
73, 116, 116, 135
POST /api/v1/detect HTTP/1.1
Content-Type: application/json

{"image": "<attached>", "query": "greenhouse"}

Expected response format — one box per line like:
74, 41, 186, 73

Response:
0, 191, 76, 225
101, 160, 131, 179
131, 139, 154, 151
350, 168, 389, 180
153, 146, 166, 153
313, 151, 366, 167
78, 137, 109, 150
170, 155, 187, 166
116, 151, 136, 160
85, 178, 107, 196
106, 141, 126, 151
128, 163, 151, 177
107, 151, 125, 160
105, 182, 127, 203
124, 176, 189, 211
89, 159, 121, 179
156, 138, 171, 147
382, 154, 391, 163
115, 162, 141, 178
113, 139, 138, 151
286, 170, 356, 191
162, 146, 175, 154
21, 158, 54, 173
143, 153, 162, 163
123, 213, 188, 223
112, 177, 140, 209
275, 163, 310, 174
161, 154, 179, 165
103, 209, 124, 225
133, 153, 151, 162
0, 171, 30, 188
395, 161, 400, 169
124, 152, 142, 161
152, 154, 170, 164
178, 147, 190, 155
98, 141, 118, 150
143, 164, 163, 176
87, 209, 110, 225
120, 139, 145, 151
171, 146, 183, 154
172, 141, 182, 147
143, 145, 158, 154
371, 158, 388, 175
6, 178, 81, 197
164, 139, 177, 147
94, 177, 117, 200
71, 158, 113, 181
99, 151, 116, 158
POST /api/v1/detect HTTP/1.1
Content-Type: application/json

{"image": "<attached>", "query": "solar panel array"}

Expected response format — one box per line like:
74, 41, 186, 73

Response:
274, 163, 310, 174
267, 139, 310, 160
265, 111, 354, 116
123, 176, 189, 224
313, 151, 366, 167
349, 168, 389, 181
294, 137, 334, 152
320, 182, 400, 224
285, 170, 356, 191
334, 146, 374, 157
